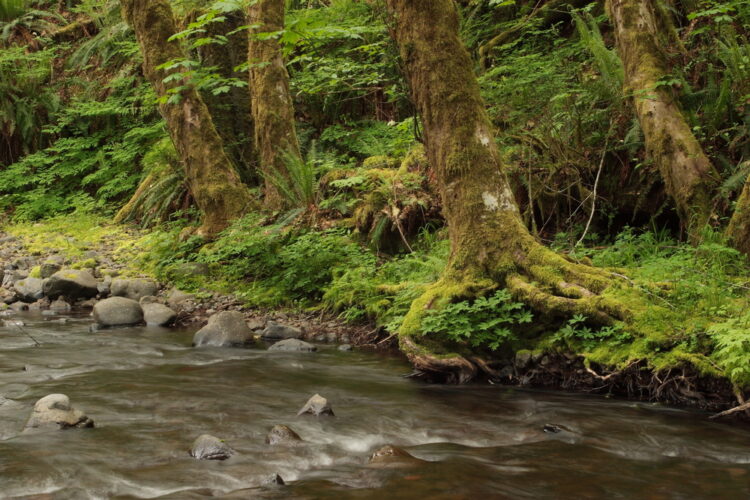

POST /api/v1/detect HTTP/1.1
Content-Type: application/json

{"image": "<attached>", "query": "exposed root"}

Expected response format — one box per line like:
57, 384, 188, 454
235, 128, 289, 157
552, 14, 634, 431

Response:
399, 336, 477, 384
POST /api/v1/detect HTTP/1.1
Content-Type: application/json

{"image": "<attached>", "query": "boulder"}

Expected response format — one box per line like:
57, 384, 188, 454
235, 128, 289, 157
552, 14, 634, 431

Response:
268, 339, 317, 352
368, 445, 421, 467
261, 321, 303, 340
28, 297, 50, 311
1, 287, 16, 305
189, 434, 234, 460
97, 275, 112, 296
24, 394, 94, 431
167, 288, 195, 307
93, 297, 143, 327
110, 278, 158, 301
43, 270, 98, 300
39, 261, 61, 279
193, 311, 255, 347
49, 298, 71, 313
266, 425, 302, 446
297, 394, 334, 417
142, 303, 177, 327
265, 474, 285, 485
14, 277, 45, 302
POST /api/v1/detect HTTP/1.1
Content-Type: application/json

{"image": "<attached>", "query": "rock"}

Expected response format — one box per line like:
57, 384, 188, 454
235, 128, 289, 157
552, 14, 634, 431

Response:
49, 298, 71, 313
139, 295, 158, 305
514, 350, 532, 371
110, 278, 158, 301
40, 261, 61, 279
543, 423, 563, 434
11, 256, 36, 270
76, 298, 97, 309
97, 275, 112, 296
93, 297, 143, 327
43, 270, 98, 300
170, 262, 210, 279
13, 277, 45, 302
3, 319, 25, 327
28, 297, 50, 311
142, 303, 177, 327
189, 434, 234, 460
167, 288, 195, 307
246, 318, 265, 331
266, 425, 302, 446
338, 344, 353, 352
368, 445, 420, 467
261, 321, 303, 340
268, 339, 317, 352
9, 301, 28, 312
265, 474, 285, 485
24, 394, 94, 431
193, 311, 255, 347
1, 287, 16, 304
297, 394, 334, 417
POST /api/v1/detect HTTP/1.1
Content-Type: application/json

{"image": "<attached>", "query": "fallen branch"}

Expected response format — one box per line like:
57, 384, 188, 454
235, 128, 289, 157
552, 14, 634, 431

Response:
709, 401, 750, 420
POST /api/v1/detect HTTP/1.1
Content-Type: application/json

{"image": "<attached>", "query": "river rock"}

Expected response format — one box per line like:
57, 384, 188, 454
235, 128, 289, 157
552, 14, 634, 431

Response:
13, 277, 45, 302
265, 474, 285, 485
97, 275, 112, 296
189, 434, 234, 460
338, 344, 353, 352
167, 288, 195, 307
49, 297, 71, 313
28, 297, 50, 311
40, 260, 61, 279
93, 297, 143, 327
1, 286, 16, 304
110, 278, 158, 301
268, 339, 317, 352
266, 424, 302, 446
43, 269, 98, 300
297, 394, 334, 417
9, 301, 28, 312
142, 302, 177, 327
193, 311, 255, 347
261, 321, 303, 340
24, 394, 94, 431
368, 445, 420, 467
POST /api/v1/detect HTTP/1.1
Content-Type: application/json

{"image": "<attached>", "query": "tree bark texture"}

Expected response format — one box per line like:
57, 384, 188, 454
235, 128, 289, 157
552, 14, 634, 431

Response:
608, 0, 718, 239
248, 0, 302, 210
727, 182, 750, 257
121, 0, 250, 236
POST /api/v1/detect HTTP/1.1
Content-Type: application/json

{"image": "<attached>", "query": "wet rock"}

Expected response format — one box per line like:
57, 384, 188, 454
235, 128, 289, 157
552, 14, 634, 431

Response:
543, 424, 562, 434
28, 297, 50, 311
261, 321, 303, 340
93, 297, 144, 327
24, 394, 94, 431
189, 434, 234, 460
338, 344, 353, 352
3, 319, 25, 327
43, 269, 98, 300
368, 445, 421, 467
9, 301, 28, 312
110, 278, 158, 301
265, 474, 285, 485
49, 298, 71, 313
268, 338, 317, 352
76, 298, 97, 309
142, 302, 177, 327
266, 424, 302, 446
193, 311, 255, 347
297, 394, 334, 417
14, 277, 45, 302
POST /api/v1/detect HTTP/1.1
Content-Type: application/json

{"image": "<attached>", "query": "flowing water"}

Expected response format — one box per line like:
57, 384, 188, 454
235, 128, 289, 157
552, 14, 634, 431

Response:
2, 312, 750, 499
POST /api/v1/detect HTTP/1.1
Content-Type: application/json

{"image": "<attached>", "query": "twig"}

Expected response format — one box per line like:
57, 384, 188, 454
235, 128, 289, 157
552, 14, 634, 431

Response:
576, 126, 612, 248
709, 401, 750, 420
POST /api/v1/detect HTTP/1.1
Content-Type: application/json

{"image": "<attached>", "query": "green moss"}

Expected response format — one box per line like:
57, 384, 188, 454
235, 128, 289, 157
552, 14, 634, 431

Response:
363, 155, 399, 170
28, 266, 41, 278
72, 258, 97, 270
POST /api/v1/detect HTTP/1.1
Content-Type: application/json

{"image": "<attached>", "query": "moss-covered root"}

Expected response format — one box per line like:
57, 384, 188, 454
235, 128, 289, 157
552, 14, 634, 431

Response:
399, 336, 477, 384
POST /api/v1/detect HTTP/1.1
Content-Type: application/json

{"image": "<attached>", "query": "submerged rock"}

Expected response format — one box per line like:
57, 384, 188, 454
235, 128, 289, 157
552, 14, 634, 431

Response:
43, 269, 98, 300
110, 278, 158, 301
142, 302, 177, 327
189, 434, 234, 460
24, 394, 94, 431
368, 445, 421, 467
297, 394, 334, 417
266, 424, 303, 446
268, 338, 317, 352
193, 311, 255, 347
93, 297, 143, 327
261, 321, 303, 340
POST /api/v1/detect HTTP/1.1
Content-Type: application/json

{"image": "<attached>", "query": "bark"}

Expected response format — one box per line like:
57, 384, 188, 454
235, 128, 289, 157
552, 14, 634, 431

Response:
727, 182, 750, 257
121, 0, 250, 236
386, 0, 626, 383
608, 0, 718, 240
248, 0, 302, 210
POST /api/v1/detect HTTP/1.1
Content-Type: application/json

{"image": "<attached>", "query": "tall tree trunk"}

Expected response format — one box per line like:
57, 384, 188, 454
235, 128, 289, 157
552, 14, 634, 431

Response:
607, 0, 718, 240
248, 0, 302, 210
121, 0, 250, 236
386, 0, 626, 383
727, 183, 750, 256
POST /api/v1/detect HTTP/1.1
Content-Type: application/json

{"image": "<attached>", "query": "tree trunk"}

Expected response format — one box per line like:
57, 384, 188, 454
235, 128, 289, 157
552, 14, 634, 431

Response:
727, 182, 750, 256
386, 0, 626, 383
121, 0, 250, 237
607, 0, 718, 240
248, 0, 302, 210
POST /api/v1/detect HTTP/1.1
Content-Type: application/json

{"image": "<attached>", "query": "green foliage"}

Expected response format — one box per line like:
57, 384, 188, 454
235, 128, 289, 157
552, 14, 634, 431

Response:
421, 289, 533, 350
551, 314, 632, 351
265, 145, 325, 213
709, 312, 750, 388
0, 0, 25, 22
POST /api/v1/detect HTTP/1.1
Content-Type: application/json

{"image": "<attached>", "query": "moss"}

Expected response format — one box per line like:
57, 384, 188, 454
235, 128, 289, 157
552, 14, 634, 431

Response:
363, 155, 398, 170
28, 266, 41, 278
72, 258, 97, 270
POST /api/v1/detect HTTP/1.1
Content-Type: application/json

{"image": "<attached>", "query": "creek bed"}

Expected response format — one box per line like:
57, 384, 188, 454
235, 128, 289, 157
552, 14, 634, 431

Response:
1, 312, 750, 499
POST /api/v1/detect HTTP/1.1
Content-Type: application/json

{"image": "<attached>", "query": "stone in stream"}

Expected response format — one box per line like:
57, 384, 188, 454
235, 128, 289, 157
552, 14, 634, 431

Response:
9, 301, 28, 312
261, 321, 303, 340
189, 434, 234, 460
192, 311, 255, 347
266, 424, 303, 446
268, 338, 317, 352
368, 445, 423, 467
110, 278, 158, 301
43, 269, 98, 300
338, 344, 353, 352
24, 394, 94, 431
265, 474, 285, 485
49, 297, 71, 313
142, 302, 177, 327
297, 394, 334, 417
93, 297, 144, 327
13, 277, 45, 302
166, 288, 195, 307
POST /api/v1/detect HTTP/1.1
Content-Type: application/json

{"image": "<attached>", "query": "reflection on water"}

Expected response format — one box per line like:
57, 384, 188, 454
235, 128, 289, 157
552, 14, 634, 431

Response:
1, 312, 749, 499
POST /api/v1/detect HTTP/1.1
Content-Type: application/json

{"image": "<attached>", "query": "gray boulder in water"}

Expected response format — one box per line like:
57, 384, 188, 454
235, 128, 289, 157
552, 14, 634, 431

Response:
368, 445, 422, 467
93, 297, 143, 327
297, 394, 334, 417
142, 302, 177, 327
13, 277, 45, 302
189, 434, 234, 460
43, 270, 98, 300
24, 394, 94, 431
268, 338, 317, 352
266, 424, 303, 446
193, 311, 255, 347
261, 321, 303, 340
110, 278, 158, 301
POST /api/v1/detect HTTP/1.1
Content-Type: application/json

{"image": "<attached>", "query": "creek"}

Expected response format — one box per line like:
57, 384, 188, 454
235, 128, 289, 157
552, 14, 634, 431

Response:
1, 312, 750, 499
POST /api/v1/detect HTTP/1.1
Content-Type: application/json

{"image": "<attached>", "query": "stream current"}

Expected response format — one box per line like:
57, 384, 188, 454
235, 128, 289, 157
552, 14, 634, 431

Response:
1, 312, 750, 499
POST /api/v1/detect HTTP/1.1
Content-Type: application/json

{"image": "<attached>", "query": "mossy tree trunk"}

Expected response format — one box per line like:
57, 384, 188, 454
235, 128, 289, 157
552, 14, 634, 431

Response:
248, 0, 302, 210
607, 0, 718, 240
121, 0, 250, 236
727, 183, 750, 257
386, 0, 626, 383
